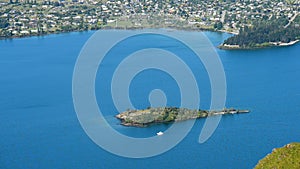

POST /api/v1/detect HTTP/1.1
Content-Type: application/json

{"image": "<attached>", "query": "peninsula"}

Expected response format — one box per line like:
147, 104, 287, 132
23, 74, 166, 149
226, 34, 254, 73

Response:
219, 14, 300, 50
116, 107, 250, 127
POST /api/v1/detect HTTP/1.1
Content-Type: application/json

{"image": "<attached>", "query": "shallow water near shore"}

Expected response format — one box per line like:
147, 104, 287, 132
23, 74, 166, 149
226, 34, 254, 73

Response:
0, 30, 300, 169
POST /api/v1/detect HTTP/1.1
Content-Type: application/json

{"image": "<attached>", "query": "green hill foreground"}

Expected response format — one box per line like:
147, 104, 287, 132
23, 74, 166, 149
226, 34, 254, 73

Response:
255, 142, 300, 169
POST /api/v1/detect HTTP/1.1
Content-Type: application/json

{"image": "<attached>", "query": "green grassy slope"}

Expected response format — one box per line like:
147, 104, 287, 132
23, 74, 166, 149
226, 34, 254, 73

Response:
255, 143, 300, 169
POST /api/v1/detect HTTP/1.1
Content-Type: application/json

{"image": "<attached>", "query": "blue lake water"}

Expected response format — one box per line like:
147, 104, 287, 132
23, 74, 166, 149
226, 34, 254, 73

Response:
0, 30, 300, 169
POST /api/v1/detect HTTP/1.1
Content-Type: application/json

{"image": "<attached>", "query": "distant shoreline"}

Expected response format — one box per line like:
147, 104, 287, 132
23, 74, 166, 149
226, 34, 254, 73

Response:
2, 27, 299, 50
0, 26, 224, 41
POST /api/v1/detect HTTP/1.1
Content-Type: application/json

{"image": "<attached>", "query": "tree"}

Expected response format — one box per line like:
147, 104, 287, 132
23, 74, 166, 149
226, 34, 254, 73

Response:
0, 18, 9, 29
214, 21, 223, 30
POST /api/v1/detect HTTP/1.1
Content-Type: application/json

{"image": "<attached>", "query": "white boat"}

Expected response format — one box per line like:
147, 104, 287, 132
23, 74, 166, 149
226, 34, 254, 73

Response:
156, 131, 164, 136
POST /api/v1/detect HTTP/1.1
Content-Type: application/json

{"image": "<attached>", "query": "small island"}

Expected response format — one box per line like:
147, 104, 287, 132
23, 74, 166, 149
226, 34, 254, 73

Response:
116, 107, 250, 127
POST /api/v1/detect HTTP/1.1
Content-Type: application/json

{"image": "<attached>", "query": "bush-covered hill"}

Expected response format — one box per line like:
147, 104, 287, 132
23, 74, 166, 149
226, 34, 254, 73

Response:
255, 142, 300, 169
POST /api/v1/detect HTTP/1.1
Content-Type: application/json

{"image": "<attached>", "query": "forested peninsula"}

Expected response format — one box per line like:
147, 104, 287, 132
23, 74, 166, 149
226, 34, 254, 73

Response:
220, 15, 300, 49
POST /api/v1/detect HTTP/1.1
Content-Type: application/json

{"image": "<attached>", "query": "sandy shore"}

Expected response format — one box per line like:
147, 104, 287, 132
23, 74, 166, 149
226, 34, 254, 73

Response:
271, 40, 300, 46
220, 39, 300, 50
218, 29, 239, 35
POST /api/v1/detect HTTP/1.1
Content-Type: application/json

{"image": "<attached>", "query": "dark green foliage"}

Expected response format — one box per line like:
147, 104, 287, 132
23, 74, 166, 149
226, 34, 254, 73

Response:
124, 118, 133, 123
0, 18, 9, 29
198, 110, 208, 118
214, 21, 223, 30
224, 16, 300, 47
162, 107, 179, 122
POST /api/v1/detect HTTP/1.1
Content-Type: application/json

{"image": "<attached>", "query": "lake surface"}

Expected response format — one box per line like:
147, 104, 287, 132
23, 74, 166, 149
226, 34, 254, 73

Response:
1, 30, 300, 169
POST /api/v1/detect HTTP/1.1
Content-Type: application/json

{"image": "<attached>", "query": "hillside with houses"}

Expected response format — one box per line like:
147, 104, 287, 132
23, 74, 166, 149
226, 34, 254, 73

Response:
0, 0, 299, 41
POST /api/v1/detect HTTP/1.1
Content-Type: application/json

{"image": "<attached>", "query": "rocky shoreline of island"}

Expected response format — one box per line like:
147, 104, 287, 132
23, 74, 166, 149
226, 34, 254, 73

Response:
116, 107, 250, 127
